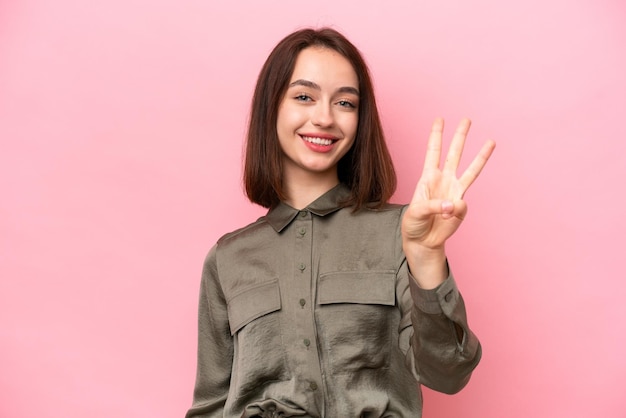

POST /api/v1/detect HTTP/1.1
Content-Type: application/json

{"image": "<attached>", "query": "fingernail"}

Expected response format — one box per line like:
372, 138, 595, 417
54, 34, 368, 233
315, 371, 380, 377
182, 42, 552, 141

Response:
442, 200, 453, 212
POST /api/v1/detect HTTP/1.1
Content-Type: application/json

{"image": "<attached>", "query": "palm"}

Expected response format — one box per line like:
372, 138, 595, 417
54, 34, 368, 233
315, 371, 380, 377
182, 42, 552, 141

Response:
402, 118, 495, 251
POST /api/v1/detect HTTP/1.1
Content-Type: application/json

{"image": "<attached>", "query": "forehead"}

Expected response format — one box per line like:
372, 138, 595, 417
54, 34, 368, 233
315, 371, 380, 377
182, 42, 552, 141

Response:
289, 47, 358, 88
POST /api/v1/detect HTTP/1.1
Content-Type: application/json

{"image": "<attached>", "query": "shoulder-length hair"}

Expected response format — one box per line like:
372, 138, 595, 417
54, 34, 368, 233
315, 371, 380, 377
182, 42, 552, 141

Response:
244, 27, 396, 210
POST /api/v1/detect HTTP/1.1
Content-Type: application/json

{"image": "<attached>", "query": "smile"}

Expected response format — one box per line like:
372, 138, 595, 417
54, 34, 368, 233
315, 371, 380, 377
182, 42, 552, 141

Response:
300, 135, 338, 146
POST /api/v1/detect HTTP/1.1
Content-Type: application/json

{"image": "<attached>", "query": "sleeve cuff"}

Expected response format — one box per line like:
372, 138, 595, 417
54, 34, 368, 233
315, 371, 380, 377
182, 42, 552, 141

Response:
408, 270, 460, 316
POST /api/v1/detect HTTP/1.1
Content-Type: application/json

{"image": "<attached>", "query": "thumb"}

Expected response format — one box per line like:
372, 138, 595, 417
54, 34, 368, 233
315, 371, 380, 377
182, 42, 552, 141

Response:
408, 198, 457, 219
442, 199, 468, 220
441, 200, 454, 219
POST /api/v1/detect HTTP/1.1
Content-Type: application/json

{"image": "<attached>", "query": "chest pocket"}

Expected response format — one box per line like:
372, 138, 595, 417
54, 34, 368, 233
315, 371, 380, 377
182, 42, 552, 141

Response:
316, 270, 397, 373
226, 279, 281, 335
317, 270, 396, 306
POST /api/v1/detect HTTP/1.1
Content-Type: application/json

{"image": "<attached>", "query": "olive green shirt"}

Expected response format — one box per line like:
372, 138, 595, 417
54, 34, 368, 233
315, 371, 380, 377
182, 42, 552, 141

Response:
186, 184, 481, 418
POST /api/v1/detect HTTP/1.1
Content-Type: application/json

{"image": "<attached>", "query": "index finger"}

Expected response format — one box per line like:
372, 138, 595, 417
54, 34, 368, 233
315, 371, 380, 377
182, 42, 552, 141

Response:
422, 118, 444, 173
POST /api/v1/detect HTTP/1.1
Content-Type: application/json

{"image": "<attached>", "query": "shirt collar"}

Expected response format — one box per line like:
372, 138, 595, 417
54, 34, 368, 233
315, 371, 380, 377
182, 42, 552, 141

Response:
265, 183, 352, 232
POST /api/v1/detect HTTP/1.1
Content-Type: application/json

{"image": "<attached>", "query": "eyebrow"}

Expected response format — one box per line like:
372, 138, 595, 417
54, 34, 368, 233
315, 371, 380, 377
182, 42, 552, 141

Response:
288, 79, 360, 96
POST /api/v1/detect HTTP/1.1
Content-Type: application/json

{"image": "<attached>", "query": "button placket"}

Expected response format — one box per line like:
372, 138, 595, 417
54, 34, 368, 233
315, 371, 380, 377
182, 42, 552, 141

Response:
291, 210, 323, 401
296, 213, 308, 274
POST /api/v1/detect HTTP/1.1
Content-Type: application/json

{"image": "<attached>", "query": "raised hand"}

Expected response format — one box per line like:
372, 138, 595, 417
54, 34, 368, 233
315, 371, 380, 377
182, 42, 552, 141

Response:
402, 118, 495, 288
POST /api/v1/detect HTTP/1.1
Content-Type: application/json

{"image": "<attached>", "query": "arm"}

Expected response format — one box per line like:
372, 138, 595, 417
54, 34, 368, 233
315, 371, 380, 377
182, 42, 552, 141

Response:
402, 118, 495, 289
400, 118, 494, 392
185, 245, 233, 418
407, 268, 481, 393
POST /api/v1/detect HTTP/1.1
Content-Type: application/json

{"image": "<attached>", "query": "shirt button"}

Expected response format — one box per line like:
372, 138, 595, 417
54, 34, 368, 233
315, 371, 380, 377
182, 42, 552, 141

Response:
303, 338, 310, 347
299, 211, 307, 218
299, 298, 306, 307
309, 382, 318, 391
298, 227, 306, 236
444, 291, 454, 302
298, 263, 306, 271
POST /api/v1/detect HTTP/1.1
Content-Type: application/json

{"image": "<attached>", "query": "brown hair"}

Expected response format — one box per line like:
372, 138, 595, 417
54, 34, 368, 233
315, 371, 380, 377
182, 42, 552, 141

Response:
244, 27, 396, 210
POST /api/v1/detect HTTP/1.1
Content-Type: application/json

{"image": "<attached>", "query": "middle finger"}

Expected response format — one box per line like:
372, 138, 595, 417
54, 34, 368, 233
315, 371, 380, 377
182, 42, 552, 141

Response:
443, 118, 471, 174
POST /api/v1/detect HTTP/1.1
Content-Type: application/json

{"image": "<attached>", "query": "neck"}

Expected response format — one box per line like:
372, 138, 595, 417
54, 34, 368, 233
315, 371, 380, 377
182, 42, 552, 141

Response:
283, 169, 340, 210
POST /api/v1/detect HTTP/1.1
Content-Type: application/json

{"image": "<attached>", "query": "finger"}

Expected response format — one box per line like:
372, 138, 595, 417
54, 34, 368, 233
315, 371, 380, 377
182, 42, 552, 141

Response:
409, 181, 429, 205
459, 140, 496, 193
422, 118, 444, 173
408, 198, 467, 220
444, 199, 468, 220
408, 198, 450, 219
443, 118, 471, 175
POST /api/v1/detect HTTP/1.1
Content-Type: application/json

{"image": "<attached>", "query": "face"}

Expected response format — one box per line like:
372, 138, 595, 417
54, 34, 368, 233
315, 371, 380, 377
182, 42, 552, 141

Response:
276, 46, 359, 184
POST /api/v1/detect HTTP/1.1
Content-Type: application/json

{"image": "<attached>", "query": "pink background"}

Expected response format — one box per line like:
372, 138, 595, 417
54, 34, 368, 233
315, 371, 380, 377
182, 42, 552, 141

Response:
1, 0, 625, 417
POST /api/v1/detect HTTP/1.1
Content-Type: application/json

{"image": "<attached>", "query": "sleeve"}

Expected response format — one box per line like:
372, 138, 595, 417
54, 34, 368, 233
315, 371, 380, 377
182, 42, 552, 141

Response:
398, 263, 482, 394
185, 245, 233, 417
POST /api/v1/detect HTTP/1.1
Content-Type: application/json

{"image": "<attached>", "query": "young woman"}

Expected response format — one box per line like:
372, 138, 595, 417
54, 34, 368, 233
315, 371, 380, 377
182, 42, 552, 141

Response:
186, 28, 495, 418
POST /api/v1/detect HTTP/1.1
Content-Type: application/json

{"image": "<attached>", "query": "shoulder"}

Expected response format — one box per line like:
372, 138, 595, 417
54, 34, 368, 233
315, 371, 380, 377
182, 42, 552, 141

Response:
371, 202, 407, 213
205, 216, 275, 273
346, 202, 407, 220
216, 215, 272, 246
328, 203, 407, 237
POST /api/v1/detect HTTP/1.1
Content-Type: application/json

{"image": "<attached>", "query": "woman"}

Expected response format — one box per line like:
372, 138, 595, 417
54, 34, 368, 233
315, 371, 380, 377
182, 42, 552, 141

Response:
186, 27, 495, 418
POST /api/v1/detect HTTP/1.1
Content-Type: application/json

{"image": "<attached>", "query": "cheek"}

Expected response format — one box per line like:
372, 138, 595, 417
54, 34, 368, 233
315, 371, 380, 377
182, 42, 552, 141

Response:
277, 105, 305, 135
276, 105, 287, 133
340, 113, 359, 139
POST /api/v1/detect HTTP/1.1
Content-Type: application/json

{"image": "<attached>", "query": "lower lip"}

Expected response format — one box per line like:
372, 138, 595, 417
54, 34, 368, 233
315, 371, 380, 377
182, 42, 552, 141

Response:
300, 136, 337, 153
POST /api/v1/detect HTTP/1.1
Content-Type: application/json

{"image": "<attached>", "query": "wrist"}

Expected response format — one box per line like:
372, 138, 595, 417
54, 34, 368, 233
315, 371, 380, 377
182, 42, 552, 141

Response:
403, 241, 448, 289
403, 240, 445, 262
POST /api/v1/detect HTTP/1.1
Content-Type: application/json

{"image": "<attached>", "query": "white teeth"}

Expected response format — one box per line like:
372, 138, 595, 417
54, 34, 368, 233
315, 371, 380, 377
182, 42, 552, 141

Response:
302, 136, 334, 145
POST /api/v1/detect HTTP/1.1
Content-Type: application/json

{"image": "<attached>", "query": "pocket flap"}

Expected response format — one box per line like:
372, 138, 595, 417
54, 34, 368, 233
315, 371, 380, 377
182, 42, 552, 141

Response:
227, 280, 281, 335
318, 271, 396, 306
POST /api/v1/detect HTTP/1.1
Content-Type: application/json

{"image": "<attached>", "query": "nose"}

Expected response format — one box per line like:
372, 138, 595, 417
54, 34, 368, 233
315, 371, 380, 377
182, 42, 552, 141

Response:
311, 102, 334, 128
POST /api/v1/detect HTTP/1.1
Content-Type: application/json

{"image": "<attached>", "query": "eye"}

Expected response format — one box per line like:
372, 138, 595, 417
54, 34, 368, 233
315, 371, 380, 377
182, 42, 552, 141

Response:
337, 100, 357, 109
294, 93, 312, 102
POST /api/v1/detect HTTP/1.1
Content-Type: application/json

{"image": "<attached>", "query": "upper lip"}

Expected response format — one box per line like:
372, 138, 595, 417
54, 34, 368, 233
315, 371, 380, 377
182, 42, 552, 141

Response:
298, 132, 339, 141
